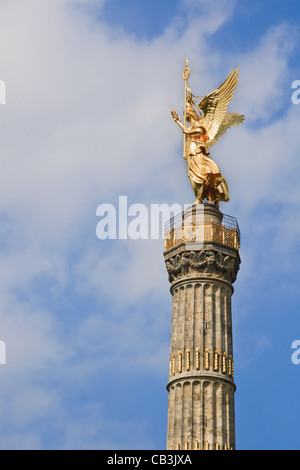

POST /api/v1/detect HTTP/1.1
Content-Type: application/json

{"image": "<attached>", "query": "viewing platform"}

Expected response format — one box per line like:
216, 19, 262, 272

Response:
164, 204, 240, 252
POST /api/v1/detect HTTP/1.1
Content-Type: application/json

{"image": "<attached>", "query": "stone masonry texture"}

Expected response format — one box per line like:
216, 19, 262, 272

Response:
164, 204, 240, 451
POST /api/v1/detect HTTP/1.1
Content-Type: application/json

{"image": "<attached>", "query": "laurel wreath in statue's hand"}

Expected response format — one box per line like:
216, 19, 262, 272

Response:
171, 110, 180, 122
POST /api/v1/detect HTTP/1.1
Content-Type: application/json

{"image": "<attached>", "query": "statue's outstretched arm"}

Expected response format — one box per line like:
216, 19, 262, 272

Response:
171, 110, 185, 130
171, 110, 192, 134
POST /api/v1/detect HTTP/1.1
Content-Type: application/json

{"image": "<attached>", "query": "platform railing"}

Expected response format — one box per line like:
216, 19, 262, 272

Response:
164, 211, 240, 252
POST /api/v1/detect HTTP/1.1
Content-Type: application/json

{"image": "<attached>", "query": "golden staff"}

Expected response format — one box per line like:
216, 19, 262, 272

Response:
182, 58, 190, 160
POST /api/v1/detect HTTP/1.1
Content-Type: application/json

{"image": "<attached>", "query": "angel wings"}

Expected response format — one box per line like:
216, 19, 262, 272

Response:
188, 68, 245, 149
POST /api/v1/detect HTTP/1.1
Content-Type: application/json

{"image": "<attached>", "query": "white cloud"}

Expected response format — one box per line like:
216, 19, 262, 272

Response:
236, 24, 298, 122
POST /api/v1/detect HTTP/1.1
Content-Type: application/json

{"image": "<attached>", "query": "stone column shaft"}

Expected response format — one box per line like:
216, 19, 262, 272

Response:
164, 204, 240, 451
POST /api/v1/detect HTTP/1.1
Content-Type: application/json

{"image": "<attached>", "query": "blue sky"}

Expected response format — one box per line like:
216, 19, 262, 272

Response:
0, 0, 300, 450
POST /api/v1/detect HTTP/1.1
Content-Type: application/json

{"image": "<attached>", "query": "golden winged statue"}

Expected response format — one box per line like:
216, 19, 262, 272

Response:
171, 60, 244, 207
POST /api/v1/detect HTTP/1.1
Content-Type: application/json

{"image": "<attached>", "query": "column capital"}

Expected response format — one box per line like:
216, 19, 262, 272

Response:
164, 244, 240, 285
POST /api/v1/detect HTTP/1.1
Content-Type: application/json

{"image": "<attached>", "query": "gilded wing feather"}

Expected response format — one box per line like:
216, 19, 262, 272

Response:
199, 68, 240, 142
206, 113, 245, 149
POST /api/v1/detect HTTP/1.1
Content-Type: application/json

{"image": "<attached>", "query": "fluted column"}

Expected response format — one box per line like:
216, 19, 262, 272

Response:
164, 204, 240, 451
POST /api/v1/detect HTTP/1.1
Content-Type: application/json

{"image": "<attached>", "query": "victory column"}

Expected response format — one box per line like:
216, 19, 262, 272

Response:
164, 60, 244, 450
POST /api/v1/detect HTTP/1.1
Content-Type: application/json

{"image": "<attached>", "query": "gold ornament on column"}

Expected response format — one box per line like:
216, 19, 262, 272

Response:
222, 352, 227, 373
213, 350, 220, 371
195, 348, 200, 370
204, 348, 210, 370
186, 349, 190, 371
178, 351, 182, 373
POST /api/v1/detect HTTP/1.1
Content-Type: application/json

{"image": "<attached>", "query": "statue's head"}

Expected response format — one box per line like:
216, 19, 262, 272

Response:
186, 107, 199, 122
